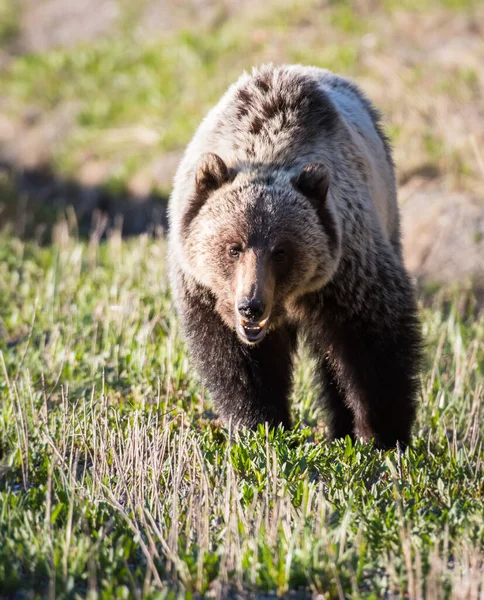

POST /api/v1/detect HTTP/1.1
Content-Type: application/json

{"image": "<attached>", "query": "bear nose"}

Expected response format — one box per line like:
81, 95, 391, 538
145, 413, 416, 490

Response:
238, 298, 265, 321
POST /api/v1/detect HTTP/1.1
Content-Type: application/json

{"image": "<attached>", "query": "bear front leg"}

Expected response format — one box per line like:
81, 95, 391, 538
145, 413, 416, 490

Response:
305, 340, 355, 441
325, 309, 422, 449
177, 283, 298, 429
319, 359, 355, 441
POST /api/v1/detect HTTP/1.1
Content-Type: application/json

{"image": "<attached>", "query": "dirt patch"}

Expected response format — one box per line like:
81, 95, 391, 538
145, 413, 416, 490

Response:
17, 0, 118, 52
401, 187, 484, 288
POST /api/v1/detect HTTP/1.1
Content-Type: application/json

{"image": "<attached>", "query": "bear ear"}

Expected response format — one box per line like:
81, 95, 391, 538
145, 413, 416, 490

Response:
195, 153, 232, 200
292, 163, 340, 258
181, 153, 233, 238
291, 163, 330, 207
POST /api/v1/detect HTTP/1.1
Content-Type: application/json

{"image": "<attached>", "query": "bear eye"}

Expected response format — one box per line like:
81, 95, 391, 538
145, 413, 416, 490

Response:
229, 245, 242, 259
273, 247, 287, 262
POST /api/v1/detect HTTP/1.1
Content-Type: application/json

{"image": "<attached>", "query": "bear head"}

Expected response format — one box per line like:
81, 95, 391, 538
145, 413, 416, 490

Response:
180, 153, 342, 344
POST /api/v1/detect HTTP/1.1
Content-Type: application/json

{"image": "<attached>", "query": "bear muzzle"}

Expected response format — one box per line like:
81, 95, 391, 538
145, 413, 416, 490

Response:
236, 297, 271, 343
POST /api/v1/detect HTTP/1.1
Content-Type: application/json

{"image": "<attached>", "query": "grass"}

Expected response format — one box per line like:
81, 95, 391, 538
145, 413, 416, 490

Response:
0, 0, 19, 47
0, 225, 483, 598
1, 0, 483, 206
0, 0, 483, 596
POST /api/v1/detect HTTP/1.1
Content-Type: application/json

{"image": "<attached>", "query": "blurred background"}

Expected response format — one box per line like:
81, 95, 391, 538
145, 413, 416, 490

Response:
0, 0, 483, 298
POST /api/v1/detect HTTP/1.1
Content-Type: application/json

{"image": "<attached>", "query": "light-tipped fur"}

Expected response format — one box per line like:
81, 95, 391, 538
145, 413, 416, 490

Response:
168, 64, 422, 449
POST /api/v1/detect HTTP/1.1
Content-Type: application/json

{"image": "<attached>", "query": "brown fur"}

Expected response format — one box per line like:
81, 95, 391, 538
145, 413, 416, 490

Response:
168, 64, 422, 448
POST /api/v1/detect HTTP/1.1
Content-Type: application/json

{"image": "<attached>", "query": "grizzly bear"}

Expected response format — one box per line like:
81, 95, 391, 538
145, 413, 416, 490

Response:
168, 64, 422, 449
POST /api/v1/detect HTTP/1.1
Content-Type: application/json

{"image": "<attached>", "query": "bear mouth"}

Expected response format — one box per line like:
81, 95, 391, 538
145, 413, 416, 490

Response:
237, 317, 269, 344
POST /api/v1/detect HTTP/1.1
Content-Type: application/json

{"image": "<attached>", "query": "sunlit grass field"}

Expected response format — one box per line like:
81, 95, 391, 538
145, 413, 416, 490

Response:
1, 0, 483, 597
0, 226, 482, 598
2, 0, 483, 203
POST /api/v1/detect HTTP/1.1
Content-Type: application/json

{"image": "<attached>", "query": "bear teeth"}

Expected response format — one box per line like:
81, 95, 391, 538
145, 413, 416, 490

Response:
240, 320, 268, 330
240, 319, 268, 333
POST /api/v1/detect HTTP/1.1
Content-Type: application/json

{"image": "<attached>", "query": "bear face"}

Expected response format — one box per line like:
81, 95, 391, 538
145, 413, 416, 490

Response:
181, 153, 342, 344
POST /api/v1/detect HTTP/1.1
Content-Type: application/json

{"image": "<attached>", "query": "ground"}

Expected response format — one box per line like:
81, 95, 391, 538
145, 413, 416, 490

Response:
0, 228, 483, 598
0, 0, 484, 598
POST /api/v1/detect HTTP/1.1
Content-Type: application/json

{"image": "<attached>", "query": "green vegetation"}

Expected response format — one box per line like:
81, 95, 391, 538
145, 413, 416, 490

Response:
1, 0, 483, 597
0, 228, 483, 598
1, 0, 483, 202
0, 0, 19, 47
